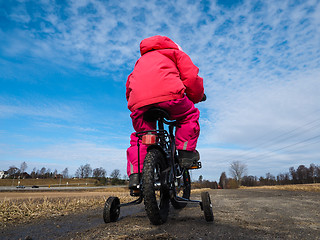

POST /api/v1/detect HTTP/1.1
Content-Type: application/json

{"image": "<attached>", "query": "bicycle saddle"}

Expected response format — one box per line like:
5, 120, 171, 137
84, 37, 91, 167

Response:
143, 107, 171, 122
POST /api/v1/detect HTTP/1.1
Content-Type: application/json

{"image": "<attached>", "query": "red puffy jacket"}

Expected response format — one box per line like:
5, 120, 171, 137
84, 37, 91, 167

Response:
126, 35, 204, 112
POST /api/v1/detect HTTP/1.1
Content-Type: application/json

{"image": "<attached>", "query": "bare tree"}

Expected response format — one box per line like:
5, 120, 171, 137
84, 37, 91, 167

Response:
75, 165, 85, 178
219, 172, 227, 189
93, 167, 106, 178
265, 172, 276, 185
31, 167, 37, 179
289, 166, 297, 184
20, 161, 28, 173
229, 161, 247, 186
83, 164, 92, 178
110, 169, 121, 185
309, 164, 316, 183
316, 165, 320, 182
7, 166, 19, 178
198, 175, 203, 183
75, 164, 92, 178
296, 165, 308, 184
46, 168, 51, 178
110, 169, 120, 179
39, 167, 46, 178
62, 168, 69, 178
241, 175, 257, 186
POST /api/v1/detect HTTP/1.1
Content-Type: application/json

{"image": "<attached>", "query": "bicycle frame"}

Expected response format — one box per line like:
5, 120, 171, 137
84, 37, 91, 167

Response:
134, 115, 202, 206
118, 110, 203, 210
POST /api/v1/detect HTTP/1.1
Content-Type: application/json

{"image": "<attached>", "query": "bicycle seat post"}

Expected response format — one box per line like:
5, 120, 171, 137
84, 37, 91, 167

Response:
157, 117, 166, 149
157, 117, 164, 131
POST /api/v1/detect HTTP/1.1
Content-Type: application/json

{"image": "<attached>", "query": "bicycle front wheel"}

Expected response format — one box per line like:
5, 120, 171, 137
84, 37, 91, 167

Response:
142, 148, 170, 225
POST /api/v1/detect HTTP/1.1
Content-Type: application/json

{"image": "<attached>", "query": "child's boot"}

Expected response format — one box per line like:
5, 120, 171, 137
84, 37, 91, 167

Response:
178, 150, 200, 169
129, 173, 141, 196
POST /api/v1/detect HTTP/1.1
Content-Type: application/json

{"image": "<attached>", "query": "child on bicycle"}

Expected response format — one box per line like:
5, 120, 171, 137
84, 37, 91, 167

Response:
126, 35, 204, 189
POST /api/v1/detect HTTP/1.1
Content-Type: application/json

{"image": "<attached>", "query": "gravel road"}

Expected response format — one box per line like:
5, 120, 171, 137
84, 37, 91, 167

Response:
1, 188, 319, 240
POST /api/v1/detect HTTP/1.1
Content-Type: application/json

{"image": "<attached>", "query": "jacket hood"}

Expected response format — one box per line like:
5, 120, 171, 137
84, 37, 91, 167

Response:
140, 35, 179, 55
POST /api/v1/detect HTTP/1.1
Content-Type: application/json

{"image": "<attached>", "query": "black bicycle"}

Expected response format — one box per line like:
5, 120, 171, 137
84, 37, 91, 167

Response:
103, 96, 213, 225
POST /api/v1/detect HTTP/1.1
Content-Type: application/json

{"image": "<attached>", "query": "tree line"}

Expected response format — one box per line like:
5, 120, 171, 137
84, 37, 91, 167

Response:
220, 161, 320, 188
2, 161, 125, 183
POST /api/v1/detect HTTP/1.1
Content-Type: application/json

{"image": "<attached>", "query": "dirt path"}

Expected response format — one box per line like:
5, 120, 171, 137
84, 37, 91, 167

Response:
1, 189, 320, 240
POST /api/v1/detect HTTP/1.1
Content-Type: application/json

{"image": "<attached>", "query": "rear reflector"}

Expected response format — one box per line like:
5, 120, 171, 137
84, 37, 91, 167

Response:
142, 134, 157, 145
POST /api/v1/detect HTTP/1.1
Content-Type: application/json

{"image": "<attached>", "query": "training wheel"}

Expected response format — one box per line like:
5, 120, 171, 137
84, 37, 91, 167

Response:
103, 196, 120, 223
201, 191, 214, 222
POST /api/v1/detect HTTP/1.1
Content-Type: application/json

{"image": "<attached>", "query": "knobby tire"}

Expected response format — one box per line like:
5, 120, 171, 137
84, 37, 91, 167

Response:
142, 148, 170, 225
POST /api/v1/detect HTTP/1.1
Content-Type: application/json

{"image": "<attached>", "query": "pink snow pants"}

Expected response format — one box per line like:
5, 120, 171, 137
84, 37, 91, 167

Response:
126, 96, 200, 176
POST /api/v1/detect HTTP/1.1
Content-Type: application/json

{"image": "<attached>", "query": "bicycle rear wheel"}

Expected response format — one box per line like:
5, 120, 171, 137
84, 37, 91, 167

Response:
142, 148, 170, 225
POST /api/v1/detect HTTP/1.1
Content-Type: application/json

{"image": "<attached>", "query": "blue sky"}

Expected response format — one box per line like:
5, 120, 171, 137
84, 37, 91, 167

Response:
1, 0, 320, 181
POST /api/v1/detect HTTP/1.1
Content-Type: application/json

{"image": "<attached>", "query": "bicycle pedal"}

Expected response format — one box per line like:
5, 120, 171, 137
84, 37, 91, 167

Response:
189, 161, 202, 169
130, 189, 141, 197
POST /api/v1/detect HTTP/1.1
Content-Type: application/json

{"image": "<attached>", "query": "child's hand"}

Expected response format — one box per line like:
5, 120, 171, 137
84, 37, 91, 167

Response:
201, 94, 207, 102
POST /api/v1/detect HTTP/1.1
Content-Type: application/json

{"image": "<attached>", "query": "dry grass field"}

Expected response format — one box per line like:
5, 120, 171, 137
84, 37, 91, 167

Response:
0, 187, 134, 228
240, 183, 320, 192
0, 178, 98, 187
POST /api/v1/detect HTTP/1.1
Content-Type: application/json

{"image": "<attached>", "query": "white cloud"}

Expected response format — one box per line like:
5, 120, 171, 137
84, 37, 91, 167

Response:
197, 70, 320, 180
205, 71, 320, 144
0, 96, 80, 121
8, 3, 30, 23
3, 0, 319, 76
